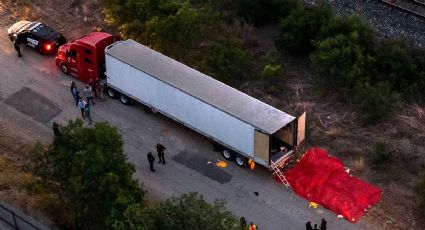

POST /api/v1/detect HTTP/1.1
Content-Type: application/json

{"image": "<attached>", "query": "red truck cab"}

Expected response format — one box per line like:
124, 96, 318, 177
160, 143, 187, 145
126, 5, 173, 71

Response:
55, 32, 120, 83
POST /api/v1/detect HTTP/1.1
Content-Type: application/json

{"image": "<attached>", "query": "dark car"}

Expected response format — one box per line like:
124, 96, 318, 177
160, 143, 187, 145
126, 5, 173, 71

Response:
7, 20, 66, 55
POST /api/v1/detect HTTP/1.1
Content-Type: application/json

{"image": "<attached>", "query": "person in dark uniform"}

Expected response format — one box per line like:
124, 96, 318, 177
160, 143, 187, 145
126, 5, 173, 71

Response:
306, 221, 313, 230
52, 122, 59, 136
239, 217, 246, 229
320, 218, 327, 230
313, 224, 319, 230
156, 143, 166, 164
14, 38, 21, 57
147, 152, 155, 172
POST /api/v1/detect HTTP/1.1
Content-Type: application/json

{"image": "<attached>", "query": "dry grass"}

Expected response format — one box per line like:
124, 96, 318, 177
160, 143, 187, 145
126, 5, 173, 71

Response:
349, 156, 365, 173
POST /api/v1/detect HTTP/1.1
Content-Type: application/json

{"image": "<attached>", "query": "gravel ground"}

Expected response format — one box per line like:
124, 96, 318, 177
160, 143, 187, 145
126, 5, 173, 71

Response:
326, 0, 425, 47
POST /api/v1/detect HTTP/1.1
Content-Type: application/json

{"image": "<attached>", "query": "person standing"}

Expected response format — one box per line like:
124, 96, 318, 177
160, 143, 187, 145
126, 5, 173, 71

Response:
83, 84, 95, 105
239, 217, 246, 229
147, 152, 156, 172
313, 224, 319, 230
85, 103, 93, 125
156, 143, 166, 164
72, 87, 80, 106
13, 38, 21, 57
89, 78, 98, 99
249, 222, 257, 230
95, 80, 105, 101
52, 122, 60, 136
306, 221, 313, 230
77, 97, 86, 119
320, 218, 327, 230
70, 81, 76, 93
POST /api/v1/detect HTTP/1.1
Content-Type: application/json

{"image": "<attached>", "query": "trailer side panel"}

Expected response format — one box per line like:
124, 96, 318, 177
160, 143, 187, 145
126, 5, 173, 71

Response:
106, 55, 256, 158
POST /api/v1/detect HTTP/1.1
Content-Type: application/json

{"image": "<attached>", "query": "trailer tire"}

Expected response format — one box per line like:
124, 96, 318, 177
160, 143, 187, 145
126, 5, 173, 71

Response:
235, 154, 247, 168
60, 63, 68, 75
120, 94, 133, 105
107, 88, 117, 98
222, 149, 235, 160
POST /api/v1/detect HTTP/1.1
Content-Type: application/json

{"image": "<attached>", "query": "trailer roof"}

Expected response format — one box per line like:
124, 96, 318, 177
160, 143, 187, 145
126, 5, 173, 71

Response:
106, 40, 296, 134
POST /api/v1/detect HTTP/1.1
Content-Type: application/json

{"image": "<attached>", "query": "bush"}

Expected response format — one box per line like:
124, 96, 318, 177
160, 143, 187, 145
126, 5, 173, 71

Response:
143, 3, 221, 62
317, 15, 376, 50
263, 64, 283, 81
236, 0, 299, 25
311, 33, 370, 92
355, 82, 400, 124
276, 1, 332, 54
140, 192, 239, 230
373, 142, 391, 165
419, 170, 425, 216
201, 38, 250, 83
373, 40, 421, 97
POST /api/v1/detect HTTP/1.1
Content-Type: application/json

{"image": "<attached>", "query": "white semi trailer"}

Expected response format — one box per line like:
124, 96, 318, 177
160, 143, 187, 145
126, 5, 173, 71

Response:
104, 39, 306, 168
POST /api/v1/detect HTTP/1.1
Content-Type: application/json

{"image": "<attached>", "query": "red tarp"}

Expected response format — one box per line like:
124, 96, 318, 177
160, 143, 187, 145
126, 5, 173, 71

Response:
279, 147, 382, 222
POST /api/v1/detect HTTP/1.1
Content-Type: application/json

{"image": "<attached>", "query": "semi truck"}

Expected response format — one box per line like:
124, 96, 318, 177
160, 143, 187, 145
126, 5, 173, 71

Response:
56, 32, 306, 169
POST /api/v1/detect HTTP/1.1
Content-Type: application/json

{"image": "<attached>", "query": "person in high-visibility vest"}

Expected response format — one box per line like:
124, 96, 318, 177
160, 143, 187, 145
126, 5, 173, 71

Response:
249, 222, 257, 230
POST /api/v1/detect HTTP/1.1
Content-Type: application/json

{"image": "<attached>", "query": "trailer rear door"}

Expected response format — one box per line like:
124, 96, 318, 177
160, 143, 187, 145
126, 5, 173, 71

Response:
296, 112, 306, 146
254, 130, 269, 165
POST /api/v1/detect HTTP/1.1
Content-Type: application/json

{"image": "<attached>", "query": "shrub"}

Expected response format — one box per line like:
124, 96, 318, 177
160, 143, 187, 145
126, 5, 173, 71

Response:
140, 192, 239, 230
263, 64, 283, 82
201, 38, 250, 83
311, 33, 369, 91
317, 15, 376, 50
355, 82, 400, 124
143, 3, 221, 62
419, 170, 425, 216
276, 1, 332, 54
373, 142, 391, 165
236, 0, 299, 25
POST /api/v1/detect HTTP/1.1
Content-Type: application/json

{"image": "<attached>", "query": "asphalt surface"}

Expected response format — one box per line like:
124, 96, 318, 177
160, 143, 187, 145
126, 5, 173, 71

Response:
0, 22, 368, 229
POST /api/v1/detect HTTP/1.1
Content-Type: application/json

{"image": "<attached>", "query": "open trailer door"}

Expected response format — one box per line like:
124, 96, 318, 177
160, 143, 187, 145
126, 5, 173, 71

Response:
296, 112, 306, 146
254, 130, 269, 166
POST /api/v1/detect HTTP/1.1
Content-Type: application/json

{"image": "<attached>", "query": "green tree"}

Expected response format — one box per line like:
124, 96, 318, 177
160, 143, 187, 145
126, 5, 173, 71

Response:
141, 192, 239, 230
30, 120, 144, 229
276, 1, 332, 54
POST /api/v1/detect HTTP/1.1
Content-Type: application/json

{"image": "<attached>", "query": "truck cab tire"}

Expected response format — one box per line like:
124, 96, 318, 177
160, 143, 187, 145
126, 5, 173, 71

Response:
235, 154, 247, 168
107, 88, 117, 98
120, 94, 133, 105
60, 64, 68, 75
222, 149, 235, 160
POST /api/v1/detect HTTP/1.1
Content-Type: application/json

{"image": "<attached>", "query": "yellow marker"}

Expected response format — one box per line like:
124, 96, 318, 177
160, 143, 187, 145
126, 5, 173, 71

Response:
248, 159, 255, 170
216, 160, 228, 168
309, 202, 319, 209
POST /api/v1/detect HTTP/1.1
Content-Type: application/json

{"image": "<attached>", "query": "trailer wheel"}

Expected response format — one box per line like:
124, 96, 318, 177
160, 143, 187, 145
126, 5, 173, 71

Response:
120, 94, 133, 105
107, 88, 117, 98
235, 154, 247, 168
60, 63, 68, 75
222, 149, 235, 160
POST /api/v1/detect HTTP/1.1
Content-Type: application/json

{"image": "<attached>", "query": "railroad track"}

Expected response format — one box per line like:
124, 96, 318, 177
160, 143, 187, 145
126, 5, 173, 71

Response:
381, 0, 425, 18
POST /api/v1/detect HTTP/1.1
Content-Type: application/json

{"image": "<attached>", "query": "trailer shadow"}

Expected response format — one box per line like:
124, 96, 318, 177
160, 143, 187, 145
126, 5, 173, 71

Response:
172, 151, 233, 184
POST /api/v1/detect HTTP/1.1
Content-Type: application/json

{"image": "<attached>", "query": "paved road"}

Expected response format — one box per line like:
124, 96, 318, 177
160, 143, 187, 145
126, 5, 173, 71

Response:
0, 22, 368, 229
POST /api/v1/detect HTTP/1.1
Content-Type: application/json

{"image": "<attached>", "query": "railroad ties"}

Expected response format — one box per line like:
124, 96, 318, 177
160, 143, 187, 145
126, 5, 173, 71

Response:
381, 0, 425, 18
